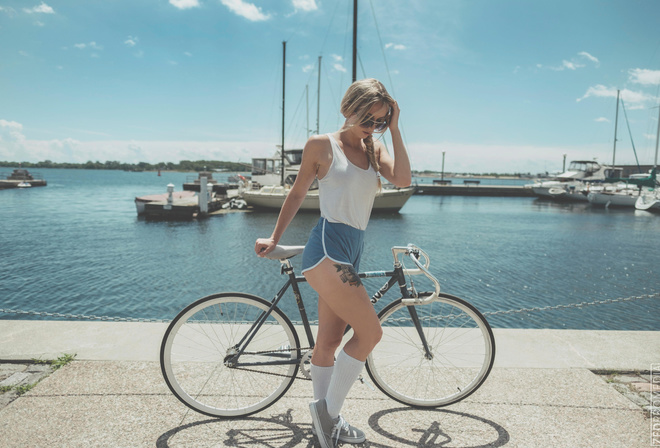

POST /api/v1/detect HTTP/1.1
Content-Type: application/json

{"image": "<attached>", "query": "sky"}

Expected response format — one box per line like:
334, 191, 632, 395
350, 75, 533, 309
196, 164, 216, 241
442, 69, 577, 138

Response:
1, 0, 660, 174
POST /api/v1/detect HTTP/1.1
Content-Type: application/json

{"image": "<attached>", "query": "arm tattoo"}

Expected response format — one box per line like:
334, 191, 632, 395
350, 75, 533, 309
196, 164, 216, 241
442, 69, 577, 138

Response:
334, 263, 362, 287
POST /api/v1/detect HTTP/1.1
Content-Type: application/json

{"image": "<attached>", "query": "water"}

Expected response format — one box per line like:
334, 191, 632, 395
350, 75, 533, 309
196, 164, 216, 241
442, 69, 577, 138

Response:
1, 168, 659, 330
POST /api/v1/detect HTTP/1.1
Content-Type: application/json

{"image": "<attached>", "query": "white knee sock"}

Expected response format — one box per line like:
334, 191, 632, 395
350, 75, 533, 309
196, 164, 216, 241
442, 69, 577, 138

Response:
325, 349, 364, 418
310, 363, 334, 400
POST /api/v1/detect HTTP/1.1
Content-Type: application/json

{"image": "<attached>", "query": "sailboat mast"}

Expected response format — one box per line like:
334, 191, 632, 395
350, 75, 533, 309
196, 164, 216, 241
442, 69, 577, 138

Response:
352, 0, 357, 83
654, 104, 660, 168
317, 55, 322, 134
612, 89, 620, 168
281, 41, 286, 186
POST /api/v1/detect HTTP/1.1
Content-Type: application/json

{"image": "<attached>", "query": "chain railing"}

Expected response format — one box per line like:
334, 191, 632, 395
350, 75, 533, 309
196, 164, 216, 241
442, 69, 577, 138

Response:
1, 292, 658, 325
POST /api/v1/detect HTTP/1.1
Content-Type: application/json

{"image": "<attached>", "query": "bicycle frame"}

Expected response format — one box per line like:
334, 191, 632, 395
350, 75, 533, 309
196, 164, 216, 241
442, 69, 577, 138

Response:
228, 245, 441, 368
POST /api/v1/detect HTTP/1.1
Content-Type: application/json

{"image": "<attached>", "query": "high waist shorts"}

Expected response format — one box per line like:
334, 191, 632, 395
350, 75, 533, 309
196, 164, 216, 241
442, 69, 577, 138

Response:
301, 218, 365, 274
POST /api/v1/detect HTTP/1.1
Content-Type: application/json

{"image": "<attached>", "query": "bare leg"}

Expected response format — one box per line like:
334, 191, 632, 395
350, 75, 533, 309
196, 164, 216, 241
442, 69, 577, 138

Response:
305, 258, 382, 419
305, 258, 382, 362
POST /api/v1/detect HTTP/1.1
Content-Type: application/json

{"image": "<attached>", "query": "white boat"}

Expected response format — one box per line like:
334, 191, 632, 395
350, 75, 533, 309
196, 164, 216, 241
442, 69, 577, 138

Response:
635, 104, 660, 212
635, 190, 660, 211
587, 183, 643, 208
527, 160, 616, 200
243, 184, 415, 212
17, 181, 32, 188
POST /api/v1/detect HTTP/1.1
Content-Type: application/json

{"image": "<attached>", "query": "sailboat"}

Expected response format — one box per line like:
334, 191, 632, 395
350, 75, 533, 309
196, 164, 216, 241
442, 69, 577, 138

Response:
634, 104, 660, 211
242, 6, 415, 212
588, 91, 657, 208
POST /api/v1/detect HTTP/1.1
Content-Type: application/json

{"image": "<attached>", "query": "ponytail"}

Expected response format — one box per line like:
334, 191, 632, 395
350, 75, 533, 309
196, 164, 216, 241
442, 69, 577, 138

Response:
364, 134, 382, 190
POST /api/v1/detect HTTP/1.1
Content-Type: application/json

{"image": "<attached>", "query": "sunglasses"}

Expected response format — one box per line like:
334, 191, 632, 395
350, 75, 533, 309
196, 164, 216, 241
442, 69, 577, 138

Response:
359, 110, 390, 133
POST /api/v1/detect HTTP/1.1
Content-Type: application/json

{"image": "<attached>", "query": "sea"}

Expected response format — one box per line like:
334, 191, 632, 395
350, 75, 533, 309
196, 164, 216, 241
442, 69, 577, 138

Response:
1, 168, 659, 331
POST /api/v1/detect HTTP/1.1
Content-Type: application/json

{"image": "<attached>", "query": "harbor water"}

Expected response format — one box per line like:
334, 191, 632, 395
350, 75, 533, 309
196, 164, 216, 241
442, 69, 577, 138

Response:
1, 168, 659, 330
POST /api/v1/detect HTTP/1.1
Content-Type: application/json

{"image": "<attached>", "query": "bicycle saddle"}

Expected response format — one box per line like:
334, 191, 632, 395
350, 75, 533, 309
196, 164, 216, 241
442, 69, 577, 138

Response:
264, 245, 305, 260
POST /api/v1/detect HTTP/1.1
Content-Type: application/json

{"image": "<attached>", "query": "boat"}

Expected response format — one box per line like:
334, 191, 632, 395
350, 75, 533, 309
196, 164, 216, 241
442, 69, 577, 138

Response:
17, 181, 32, 188
635, 105, 660, 212
183, 171, 239, 194
242, 34, 414, 213
243, 183, 415, 212
526, 160, 615, 201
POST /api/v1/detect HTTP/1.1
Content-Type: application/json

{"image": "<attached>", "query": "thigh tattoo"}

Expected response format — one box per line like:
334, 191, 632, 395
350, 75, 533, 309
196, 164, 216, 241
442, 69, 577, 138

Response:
334, 263, 362, 287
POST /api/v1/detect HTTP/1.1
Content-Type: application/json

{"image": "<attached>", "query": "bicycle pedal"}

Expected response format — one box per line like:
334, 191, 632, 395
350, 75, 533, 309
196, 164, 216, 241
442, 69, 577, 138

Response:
358, 375, 375, 391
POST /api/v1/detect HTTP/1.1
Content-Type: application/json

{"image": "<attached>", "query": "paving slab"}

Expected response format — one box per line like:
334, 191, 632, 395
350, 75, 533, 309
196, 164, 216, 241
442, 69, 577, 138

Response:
0, 361, 650, 448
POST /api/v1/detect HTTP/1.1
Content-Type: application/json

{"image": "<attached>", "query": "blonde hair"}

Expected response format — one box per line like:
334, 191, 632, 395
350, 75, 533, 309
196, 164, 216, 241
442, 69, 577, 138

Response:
340, 78, 394, 175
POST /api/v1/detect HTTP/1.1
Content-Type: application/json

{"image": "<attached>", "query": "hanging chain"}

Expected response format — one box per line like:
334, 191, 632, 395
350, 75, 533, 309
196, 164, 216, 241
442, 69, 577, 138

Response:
0, 292, 658, 324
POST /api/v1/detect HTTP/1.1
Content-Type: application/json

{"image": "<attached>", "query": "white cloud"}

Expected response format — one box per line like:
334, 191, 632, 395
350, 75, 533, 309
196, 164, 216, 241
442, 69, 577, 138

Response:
410, 141, 626, 174
74, 42, 103, 51
23, 2, 54, 14
292, 0, 318, 12
220, 0, 269, 21
124, 36, 138, 47
169, 0, 200, 10
0, 119, 27, 160
302, 64, 314, 73
628, 68, 660, 86
331, 54, 342, 62
538, 51, 599, 72
333, 63, 347, 73
578, 51, 599, 65
595, 117, 610, 123
644, 133, 656, 140
385, 43, 406, 51
8, 139, 274, 165
576, 84, 653, 109
184, 52, 193, 57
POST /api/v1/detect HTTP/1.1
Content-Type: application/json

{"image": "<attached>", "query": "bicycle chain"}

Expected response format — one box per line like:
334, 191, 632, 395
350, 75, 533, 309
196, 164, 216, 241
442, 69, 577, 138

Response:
226, 346, 314, 381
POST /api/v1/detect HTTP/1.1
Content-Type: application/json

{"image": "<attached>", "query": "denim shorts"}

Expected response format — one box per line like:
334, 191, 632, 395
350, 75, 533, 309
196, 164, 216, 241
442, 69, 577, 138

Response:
301, 218, 365, 274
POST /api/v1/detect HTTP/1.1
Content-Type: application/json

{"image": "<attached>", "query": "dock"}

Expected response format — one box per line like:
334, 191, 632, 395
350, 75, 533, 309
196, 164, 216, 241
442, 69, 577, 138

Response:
0, 169, 47, 189
415, 183, 534, 197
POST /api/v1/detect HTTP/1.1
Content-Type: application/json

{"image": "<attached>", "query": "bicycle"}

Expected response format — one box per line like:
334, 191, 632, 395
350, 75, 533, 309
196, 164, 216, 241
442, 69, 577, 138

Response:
160, 244, 495, 418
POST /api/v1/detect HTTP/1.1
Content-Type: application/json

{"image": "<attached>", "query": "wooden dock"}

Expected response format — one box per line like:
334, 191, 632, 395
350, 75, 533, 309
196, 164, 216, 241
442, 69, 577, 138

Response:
414, 183, 534, 197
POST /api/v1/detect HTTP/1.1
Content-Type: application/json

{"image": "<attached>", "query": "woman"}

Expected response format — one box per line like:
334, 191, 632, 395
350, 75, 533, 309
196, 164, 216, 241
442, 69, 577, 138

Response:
255, 78, 411, 448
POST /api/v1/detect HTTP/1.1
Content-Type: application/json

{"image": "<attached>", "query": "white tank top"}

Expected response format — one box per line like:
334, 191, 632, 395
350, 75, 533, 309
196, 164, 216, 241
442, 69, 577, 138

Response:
318, 133, 379, 230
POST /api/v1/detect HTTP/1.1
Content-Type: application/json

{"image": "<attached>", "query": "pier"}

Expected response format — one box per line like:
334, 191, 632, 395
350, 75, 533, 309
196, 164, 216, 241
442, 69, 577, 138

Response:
414, 183, 535, 197
0, 169, 47, 189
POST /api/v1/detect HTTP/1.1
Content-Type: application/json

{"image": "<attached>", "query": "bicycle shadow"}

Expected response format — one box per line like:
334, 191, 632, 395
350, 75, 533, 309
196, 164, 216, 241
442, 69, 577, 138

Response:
155, 407, 509, 447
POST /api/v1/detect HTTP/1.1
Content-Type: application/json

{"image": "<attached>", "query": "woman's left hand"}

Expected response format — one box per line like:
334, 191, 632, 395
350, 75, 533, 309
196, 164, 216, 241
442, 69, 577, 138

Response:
389, 101, 400, 131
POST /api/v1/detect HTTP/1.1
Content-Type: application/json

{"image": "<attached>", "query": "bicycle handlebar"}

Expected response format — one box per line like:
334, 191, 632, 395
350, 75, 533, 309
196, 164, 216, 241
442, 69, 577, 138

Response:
391, 244, 441, 305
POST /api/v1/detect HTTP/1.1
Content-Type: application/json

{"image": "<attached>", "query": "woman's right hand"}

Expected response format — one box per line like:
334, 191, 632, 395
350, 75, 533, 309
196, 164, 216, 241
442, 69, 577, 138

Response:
255, 237, 277, 257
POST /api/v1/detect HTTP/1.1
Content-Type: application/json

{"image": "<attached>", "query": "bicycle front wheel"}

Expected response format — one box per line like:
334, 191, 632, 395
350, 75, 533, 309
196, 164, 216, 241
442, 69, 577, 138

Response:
367, 292, 495, 407
160, 293, 300, 418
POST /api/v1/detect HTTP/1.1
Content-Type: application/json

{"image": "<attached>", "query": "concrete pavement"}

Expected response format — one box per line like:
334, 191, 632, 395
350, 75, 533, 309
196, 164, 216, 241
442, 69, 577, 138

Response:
0, 321, 657, 447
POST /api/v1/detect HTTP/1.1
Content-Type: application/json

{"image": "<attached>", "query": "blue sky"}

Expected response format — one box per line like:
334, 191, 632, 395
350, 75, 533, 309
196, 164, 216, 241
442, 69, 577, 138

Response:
1, 0, 659, 174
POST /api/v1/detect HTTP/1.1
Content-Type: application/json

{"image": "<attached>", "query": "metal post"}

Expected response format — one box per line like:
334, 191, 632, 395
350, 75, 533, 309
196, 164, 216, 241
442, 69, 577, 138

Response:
199, 177, 208, 214
563, 154, 566, 172
306, 84, 309, 140
441, 151, 445, 181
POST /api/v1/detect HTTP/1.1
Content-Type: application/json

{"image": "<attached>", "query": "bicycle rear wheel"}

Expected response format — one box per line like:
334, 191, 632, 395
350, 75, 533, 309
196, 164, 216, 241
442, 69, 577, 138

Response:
160, 293, 300, 418
366, 292, 495, 407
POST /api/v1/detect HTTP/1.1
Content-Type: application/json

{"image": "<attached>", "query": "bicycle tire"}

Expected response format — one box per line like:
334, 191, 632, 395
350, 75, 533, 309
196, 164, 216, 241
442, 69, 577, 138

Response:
366, 292, 495, 407
160, 292, 300, 418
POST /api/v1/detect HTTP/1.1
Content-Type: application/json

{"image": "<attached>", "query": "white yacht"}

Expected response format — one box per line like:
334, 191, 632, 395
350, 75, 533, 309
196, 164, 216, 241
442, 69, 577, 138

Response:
527, 160, 616, 201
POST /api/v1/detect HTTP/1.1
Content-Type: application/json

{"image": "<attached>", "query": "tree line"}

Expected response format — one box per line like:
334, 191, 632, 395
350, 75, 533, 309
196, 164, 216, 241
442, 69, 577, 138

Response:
0, 160, 249, 172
